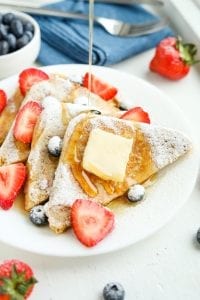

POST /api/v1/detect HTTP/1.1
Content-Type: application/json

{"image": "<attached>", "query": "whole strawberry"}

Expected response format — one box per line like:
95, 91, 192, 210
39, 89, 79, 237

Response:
150, 37, 199, 80
0, 259, 37, 299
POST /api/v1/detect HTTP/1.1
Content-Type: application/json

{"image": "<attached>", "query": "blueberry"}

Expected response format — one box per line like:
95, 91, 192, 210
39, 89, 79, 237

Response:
2, 13, 15, 25
0, 24, 8, 40
6, 33, 16, 51
16, 34, 29, 49
29, 205, 48, 226
119, 105, 128, 111
48, 136, 62, 157
127, 184, 145, 202
24, 30, 33, 41
23, 21, 34, 33
103, 282, 125, 300
10, 19, 23, 38
0, 40, 9, 55
90, 109, 101, 115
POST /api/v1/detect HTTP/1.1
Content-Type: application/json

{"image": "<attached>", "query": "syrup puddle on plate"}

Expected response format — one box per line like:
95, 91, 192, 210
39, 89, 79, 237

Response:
108, 196, 138, 215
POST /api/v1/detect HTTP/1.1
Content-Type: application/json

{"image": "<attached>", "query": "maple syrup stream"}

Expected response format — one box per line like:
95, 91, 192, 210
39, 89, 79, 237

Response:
88, 0, 94, 104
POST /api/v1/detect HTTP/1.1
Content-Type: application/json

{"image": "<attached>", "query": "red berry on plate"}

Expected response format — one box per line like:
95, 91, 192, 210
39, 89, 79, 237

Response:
83, 72, 118, 101
0, 259, 37, 299
0, 163, 26, 210
0, 89, 7, 114
19, 68, 49, 96
120, 106, 150, 123
149, 37, 199, 80
71, 199, 115, 247
13, 101, 43, 143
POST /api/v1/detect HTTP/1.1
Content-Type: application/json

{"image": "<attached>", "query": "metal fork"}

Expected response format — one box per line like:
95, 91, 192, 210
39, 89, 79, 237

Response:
94, 16, 168, 36
0, 4, 169, 37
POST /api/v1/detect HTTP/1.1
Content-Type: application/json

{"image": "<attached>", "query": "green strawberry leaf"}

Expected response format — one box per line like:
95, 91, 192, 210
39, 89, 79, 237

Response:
176, 37, 200, 65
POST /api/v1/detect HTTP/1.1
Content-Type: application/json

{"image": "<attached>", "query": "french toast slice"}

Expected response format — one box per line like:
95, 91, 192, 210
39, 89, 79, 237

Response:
0, 89, 24, 145
45, 114, 191, 233
24, 90, 121, 211
0, 76, 78, 166
24, 97, 71, 211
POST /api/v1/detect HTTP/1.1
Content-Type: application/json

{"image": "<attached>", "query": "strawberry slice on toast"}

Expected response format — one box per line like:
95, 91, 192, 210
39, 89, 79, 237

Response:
0, 89, 7, 114
19, 68, 49, 96
120, 106, 150, 124
83, 72, 118, 101
13, 101, 43, 144
0, 163, 26, 210
71, 199, 115, 247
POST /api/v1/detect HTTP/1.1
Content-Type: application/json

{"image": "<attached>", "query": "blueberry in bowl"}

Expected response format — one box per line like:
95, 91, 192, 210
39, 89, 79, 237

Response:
0, 11, 40, 78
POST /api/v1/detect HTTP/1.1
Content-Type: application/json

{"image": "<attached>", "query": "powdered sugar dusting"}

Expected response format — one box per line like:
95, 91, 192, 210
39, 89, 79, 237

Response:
39, 179, 48, 190
139, 123, 192, 169
25, 77, 73, 103
66, 103, 97, 117
90, 115, 133, 134
46, 164, 88, 211
40, 96, 62, 130
74, 96, 89, 106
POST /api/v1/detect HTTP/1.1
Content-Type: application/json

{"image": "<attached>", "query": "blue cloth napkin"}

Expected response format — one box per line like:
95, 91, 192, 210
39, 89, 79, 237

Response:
34, 0, 173, 65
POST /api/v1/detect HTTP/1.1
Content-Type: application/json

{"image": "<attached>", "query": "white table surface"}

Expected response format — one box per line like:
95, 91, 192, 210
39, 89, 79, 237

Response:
1, 2, 200, 300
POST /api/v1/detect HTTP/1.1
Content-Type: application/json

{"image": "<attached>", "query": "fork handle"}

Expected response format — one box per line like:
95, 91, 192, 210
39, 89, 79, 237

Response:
0, 4, 89, 21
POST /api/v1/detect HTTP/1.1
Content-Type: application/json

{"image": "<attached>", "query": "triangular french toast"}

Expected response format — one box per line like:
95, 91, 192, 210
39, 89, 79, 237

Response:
45, 114, 191, 233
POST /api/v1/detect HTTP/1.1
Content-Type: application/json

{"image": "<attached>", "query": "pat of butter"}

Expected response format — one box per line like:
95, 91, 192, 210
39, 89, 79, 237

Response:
82, 128, 133, 182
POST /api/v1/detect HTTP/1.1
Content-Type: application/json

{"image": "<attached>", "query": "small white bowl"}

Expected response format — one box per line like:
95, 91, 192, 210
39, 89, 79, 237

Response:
0, 11, 41, 79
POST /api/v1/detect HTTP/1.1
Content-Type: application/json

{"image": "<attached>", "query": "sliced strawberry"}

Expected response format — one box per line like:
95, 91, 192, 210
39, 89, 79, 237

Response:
19, 68, 49, 96
71, 199, 114, 247
0, 163, 26, 210
120, 106, 150, 124
13, 101, 43, 143
0, 89, 7, 114
83, 72, 118, 101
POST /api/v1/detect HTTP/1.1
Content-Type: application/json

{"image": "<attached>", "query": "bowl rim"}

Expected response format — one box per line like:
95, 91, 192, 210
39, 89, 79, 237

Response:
0, 10, 40, 59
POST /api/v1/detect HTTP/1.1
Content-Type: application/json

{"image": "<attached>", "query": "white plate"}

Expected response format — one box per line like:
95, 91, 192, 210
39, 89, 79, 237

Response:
0, 65, 199, 257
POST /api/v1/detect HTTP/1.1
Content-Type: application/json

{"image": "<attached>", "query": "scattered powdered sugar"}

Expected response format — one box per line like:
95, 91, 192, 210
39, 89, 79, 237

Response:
139, 123, 192, 169
66, 103, 96, 117
40, 96, 62, 130
39, 179, 49, 190
68, 73, 83, 84
90, 115, 133, 134
74, 96, 89, 106
25, 77, 73, 103
46, 163, 88, 209
28, 147, 41, 174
